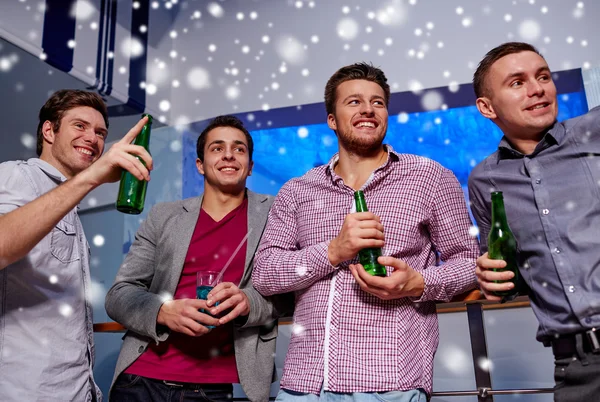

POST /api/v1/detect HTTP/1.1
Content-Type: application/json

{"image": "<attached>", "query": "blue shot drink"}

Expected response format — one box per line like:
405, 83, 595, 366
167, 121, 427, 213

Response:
196, 271, 220, 329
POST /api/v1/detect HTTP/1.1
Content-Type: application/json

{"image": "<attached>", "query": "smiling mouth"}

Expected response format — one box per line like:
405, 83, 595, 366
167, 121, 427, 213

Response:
219, 167, 238, 172
526, 103, 550, 111
75, 147, 94, 156
354, 121, 377, 128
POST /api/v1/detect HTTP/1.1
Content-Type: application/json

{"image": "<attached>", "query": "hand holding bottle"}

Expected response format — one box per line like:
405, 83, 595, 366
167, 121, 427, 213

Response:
475, 252, 515, 301
77, 115, 153, 188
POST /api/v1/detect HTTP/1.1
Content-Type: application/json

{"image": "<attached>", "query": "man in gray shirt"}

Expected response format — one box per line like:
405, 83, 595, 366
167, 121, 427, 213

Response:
0, 89, 152, 401
468, 42, 599, 402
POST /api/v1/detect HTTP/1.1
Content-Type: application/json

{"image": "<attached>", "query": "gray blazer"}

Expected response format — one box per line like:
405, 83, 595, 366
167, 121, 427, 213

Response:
105, 190, 292, 402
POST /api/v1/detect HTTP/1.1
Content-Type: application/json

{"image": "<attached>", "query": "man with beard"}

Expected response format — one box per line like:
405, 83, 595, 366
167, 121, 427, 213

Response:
252, 63, 479, 401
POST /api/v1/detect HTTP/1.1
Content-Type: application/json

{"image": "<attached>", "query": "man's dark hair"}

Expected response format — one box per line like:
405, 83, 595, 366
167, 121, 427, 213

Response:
473, 42, 543, 98
324, 62, 390, 115
196, 115, 254, 162
37, 89, 109, 156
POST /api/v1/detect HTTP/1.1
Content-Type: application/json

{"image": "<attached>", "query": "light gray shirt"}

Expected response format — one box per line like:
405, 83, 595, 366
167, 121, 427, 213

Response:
469, 106, 600, 342
0, 158, 101, 401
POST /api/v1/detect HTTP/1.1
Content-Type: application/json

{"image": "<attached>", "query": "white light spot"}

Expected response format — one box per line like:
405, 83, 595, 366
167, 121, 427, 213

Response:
565, 201, 576, 211
297, 127, 309, 138
414, 28, 422, 36
566, 36, 574, 44
292, 323, 305, 335
159, 100, 171, 112
278, 147, 286, 155
583, 62, 591, 70
543, 36, 551, 44
276, 36, 306, 65
207, 2, 224, 18
462, 17, 472, 27
93, 235, 105, 247
478, 357, 493, 372
397, 112, 409, 123
132, 1, 140, 9
518, 19, 541, 41
296, 265, 307, 276
250, 11, 258, 19
437, 41, 444, 48
337, 18, 359, 40
120, 37, 144, 58
448, 81, 460, 93
342, 6, 350, 14
456, 7, 464, 15
376, 1, 408, 26
187, 67, 211, 90
322, 135, 334, 147
408, 80, 423, 94
192, 10, 201, 19
541, 6, 548, 13
59, 304, 73, 317
70, 0, 95, 21
295, 1, 303, 8
49, 275, 58, 284
311, 35, 319, 43
151, 1, 159, 9
262, 35, 270, 44
262, 103, 270, 111
504, 14, 512, 22
67, 40, 76, 49
172, 79, 180, 88
236, 12, 244, 20
301, 68, 310, 76
20, 133, 35, 149
170, 140, 182, 152
441, 346, 469, 375
434, 117, 442, 125
362, 44, 370, 52
145, 83, 157, 95
271, 82, 280, 90
87, 197, 98, 207
225, 85, 240, 100
241, 45, 250, 54
421, 91, 443, 110
581, 39, 588, 47
469, 226, 480, 237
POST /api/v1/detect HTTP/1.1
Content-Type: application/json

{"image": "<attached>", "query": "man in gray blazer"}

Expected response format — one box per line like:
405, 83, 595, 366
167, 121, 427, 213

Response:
105, 115, 291, 402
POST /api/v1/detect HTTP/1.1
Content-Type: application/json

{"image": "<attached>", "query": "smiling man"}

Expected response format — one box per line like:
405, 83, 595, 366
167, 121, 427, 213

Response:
0, 89, 152, 401
253, 62, 479, 401
105, 115, 292, 402
468, 42, 600, 401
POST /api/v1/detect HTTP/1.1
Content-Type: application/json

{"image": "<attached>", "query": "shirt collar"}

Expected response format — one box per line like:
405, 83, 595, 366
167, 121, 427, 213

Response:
497, 120, 563, 158
326, 144, 399, 181
27, 158, 68, 183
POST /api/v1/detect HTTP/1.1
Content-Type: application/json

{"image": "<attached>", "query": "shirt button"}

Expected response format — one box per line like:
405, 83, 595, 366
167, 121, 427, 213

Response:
568, 286, 575, 293
554, 248, 561, 254
535, 179, 541, 184
138, 346, 145, 353
542, 209, 550, 215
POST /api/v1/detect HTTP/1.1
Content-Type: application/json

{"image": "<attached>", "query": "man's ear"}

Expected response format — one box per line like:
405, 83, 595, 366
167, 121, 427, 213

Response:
327, 114, 337, 131
476, 97, 497, 120
41, 120, 55, 146
248, 160, 254, 177
196, 158, 205, 175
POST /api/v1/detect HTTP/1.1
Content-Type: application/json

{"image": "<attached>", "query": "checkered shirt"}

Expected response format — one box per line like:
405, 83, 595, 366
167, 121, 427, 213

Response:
253, 146, 478, 395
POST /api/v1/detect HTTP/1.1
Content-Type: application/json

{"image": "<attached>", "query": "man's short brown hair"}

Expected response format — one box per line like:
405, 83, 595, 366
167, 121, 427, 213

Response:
473, 42, 543, 99
324, 62, 390, 115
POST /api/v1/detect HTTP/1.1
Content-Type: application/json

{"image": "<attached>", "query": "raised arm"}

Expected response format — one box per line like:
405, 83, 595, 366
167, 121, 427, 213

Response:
0, 116, 151, 270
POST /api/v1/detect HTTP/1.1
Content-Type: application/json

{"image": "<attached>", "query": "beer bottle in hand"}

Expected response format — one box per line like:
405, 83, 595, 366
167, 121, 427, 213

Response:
116, 114, 153, 214
354, 190, 387, 277
487, 191, 519, 299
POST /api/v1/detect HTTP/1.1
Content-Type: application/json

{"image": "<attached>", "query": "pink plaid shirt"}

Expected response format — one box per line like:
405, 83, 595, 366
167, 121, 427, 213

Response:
253, 146, 478, 395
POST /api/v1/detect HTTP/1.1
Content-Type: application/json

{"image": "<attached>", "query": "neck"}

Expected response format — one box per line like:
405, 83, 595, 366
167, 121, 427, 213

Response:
39, 151, 73, 179
334, 145, 388, 190
201, 184, 246, 221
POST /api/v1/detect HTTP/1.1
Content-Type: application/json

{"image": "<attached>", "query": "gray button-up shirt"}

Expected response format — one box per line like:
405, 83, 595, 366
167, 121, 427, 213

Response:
0, 159, 101, 401
468, 106, 600, 342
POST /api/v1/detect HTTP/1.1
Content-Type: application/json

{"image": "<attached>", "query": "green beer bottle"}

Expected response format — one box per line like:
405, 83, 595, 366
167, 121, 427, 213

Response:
487, 191, 519, 298
354, 190, 387, 277
116, 114, 153, 214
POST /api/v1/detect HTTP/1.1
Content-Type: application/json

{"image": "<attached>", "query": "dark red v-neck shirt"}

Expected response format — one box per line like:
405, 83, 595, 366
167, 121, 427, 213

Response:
126, 198, 248, 383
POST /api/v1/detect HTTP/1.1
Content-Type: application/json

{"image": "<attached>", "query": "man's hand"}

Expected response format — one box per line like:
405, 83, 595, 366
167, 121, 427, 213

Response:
77, 116, 153, 188
328, 212, 384, 266
349, 256, 424, 300
476, 252, 514, 301
156, 299, 220, 336
206, 282, 250, 325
